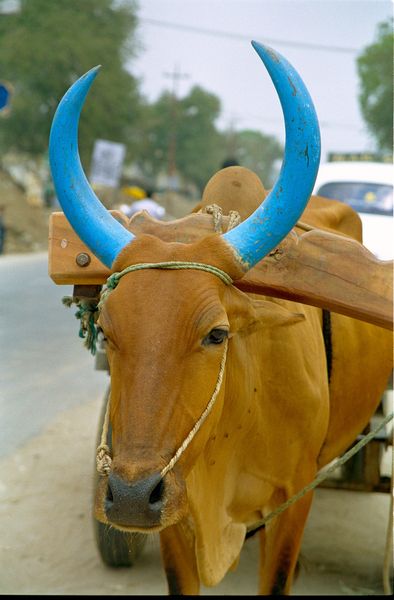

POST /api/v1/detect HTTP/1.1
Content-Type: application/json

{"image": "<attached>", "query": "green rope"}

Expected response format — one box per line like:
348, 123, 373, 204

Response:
108, 261, 233, 286
98, 261, 233, 309
62, 296, 99, 355
247, 410, 394, 533
63, 261, 233, 354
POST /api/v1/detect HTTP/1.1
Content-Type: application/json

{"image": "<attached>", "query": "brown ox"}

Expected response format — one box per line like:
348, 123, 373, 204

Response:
92, 170, 391, 594
49, 43, 393, 594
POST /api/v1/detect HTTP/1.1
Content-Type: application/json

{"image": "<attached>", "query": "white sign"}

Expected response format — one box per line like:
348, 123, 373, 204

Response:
90, 139, 126, 188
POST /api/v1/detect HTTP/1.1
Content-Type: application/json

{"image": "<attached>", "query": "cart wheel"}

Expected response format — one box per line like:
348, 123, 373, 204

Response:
93, 385, 147, 567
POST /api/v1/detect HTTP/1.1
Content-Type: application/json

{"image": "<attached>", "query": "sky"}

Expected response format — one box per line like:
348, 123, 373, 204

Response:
129, 0, 392, 162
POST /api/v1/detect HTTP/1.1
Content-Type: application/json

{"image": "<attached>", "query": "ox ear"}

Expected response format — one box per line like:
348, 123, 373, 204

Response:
248, 298, 305, 331
226, 288, 305, 337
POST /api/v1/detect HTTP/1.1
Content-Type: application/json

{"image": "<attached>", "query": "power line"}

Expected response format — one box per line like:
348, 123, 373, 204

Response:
140, 17, 360, 54
233, 113, 363, 130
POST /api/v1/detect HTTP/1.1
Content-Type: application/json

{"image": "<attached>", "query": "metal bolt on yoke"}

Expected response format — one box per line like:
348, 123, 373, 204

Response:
76, 252, 91, 267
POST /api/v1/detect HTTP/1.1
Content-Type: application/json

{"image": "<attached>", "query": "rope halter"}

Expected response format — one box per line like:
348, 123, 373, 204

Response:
97, 337, 228, 477
96, 260, 233, 477
98, 261, 233, 310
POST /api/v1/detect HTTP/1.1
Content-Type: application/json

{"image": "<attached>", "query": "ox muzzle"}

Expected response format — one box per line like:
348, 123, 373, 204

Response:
105, 471, 164, 528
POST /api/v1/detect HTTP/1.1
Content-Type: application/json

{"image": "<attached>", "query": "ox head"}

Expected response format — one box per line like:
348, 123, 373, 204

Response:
49, 42, 320, 532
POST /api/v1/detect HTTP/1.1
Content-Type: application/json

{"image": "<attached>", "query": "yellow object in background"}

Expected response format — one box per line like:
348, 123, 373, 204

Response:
121, 186, 146, 199
364, 191, 376, 204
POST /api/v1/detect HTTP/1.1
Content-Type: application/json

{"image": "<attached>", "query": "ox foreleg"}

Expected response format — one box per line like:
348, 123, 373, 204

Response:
160, 521, 200, 595
258, 489, 314, 595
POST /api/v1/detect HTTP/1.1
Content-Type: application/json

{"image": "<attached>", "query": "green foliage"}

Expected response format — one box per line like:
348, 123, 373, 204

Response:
357, 19, 393, 152
0, 0, 141, 164
229, 129, 283, 188
0, 0, 283, 192
135, 87, 282, 192
135, 85, 224, 192
177, 87, 224, 190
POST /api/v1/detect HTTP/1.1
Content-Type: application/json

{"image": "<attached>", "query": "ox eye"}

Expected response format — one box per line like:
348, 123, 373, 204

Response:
203, 328, 228, 346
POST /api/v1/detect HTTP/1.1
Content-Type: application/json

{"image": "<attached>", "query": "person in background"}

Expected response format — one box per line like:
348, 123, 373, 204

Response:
221, 157, 240, 168
119, 186, 166, 220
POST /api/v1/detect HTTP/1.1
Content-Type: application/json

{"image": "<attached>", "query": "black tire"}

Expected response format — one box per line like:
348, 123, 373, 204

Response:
93, 385, 147, 567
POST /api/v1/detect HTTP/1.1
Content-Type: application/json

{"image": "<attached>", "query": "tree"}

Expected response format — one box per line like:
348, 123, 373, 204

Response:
177, 86, 224, 190
0, 0, 141, 164
357, 19, 393, 152
136, 85, 224, 192
135, 85, 283, 193
227, 129, 283, 188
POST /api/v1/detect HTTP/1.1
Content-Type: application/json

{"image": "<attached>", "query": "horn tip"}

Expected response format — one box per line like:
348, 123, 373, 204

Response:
82, 65, 102, 85
88, 64, 101, 75
251, 40, 266, 51
251, 40, 279, 63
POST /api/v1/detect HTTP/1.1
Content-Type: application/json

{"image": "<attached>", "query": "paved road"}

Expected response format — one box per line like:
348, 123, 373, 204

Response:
0, 252, 107, 457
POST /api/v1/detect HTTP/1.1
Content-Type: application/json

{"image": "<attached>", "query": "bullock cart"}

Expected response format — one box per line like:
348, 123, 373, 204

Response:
47, 42, 392, 594
49, 207, 393, 569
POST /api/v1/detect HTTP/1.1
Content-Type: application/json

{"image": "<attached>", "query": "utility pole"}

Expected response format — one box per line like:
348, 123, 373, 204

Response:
163, 64, 189, 190
225, 115, 239, 161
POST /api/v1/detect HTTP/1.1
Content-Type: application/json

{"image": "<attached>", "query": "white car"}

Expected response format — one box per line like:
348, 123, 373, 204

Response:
313, 161, 393, 260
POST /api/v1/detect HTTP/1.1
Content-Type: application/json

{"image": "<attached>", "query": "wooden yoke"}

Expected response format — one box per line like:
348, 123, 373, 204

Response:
237, 226, 393, 330
48, 210, 393, 330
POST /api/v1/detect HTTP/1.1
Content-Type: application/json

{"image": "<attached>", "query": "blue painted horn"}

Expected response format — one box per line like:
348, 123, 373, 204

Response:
49, 67, 134, 268
49, 41, 320, 271
222, 41, 321, 267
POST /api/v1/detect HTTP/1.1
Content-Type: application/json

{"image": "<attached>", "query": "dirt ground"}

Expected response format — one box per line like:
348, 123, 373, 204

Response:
0, 168, 195, 255
0, 169, 50, 254
0, 394, 392, 596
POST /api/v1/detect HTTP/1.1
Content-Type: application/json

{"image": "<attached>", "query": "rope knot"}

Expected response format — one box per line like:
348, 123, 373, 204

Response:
202, 204, 241, 232
96, 444, 112, 476
106, 272, 120, 290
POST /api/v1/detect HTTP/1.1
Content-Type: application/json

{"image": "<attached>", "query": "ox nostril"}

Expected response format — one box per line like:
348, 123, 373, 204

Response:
105, 472, 164, 527
149, 478, 164, 506
105, 480, 114, 508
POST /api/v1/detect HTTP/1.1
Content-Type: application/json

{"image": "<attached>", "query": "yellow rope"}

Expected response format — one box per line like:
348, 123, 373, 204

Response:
247, 411, 394, 533
95, 258, 233, 476
96, 392, 112, 476
96, 340, 228, 477
160, 339, 228, 478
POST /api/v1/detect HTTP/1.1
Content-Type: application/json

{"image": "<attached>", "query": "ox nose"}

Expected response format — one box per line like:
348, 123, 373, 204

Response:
105, 472, 164, 528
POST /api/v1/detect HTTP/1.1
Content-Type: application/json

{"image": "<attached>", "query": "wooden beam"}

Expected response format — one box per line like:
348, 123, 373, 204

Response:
48, 212, 393, 330
236, 229, 393, 330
